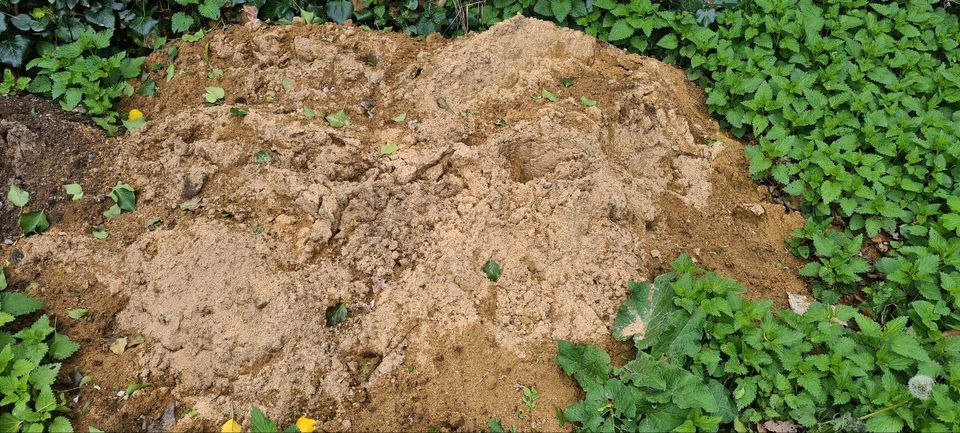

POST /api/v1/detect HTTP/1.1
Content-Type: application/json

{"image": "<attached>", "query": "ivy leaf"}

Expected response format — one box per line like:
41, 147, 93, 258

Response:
380, 143, 399, 156
7, 184, 29, 208
326, 0, 353, 24
205, 86, 225, 104
482, 259, 501, 282
324, 110, 350, 128
325, 303, 348, 327
19, 211, 49, 236
541, 89, 558, 102
108, 183, 137, 212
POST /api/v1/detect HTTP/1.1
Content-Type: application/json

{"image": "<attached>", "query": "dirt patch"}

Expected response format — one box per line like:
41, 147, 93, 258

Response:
0, 95, 115, 240
9, 16, 806, 432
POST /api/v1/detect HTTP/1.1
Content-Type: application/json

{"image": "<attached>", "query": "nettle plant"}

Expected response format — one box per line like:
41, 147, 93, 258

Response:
557, 256, 960, 433
0, 268, 81, 433
25, 28, 144, 133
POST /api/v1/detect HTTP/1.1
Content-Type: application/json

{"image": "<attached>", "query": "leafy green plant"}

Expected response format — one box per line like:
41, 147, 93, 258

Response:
559, 256, 960, 432
0, 267, 81, 433
103, 182, 137, 220
24, 28, 144, 133
7, 184, 48, 237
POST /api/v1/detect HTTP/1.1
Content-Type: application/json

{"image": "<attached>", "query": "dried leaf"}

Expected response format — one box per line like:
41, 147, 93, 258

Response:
109, 337, 128, 354
787, 293, 810, 315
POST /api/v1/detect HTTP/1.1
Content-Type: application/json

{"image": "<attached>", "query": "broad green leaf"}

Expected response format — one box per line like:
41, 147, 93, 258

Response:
0, 292, 43, 316
250, 405, 278, 433
482, 259, 501, 282
556, 340, 610, 390
7, 184, 28, 207
324, 110, 350, 128
380, 143, 399, 156
19, 211, 49, 236
205, 86, 225, 103
325, 302, 348, 327
612, 280, 675, 343
63, 184, 83, 201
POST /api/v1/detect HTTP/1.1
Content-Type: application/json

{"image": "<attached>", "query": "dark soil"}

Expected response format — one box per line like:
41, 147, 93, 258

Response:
0, 95, 116, 242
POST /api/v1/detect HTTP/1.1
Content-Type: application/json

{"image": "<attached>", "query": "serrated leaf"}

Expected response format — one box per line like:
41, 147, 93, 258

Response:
49, 334, 80, 360
250, 405, 278, 433
556, 340, 610, 390
608, 20, 633, 41
1, 292, 43, 316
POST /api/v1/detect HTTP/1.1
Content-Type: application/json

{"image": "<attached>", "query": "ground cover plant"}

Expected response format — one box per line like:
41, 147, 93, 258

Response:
0, 268, 81, 433
557, 256, 960, 432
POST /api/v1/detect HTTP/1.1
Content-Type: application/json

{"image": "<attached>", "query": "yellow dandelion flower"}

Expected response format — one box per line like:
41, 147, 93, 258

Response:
221, 419, 242, 433
295, 417, 317, 433
128, 109, 144, 121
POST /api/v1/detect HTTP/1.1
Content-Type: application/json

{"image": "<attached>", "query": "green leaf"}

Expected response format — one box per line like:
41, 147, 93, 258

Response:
281, 75, 291, 91
324, 110, 350, 128
48, 417, 72, 433
125, 382, 150, 396
250, 406, 278, 433
579, 96, 597, 107
205, 86, 225, 103
865, 412, 903, 433
380, 143, 399, 156
657, 34, 679, 49
612, 280, 675, 342
255, 150, 272, 165
108, 183, 137, 212
7, 184, 28, 207
482, 259, 502, 282
541, 89, 558, 102
326, 0, 354, 24
49, 334, 80, 360
551, 0, 573, 21
608, 20, 634, 41
63, 184, 83, 201
325, 303, 348, 327
0, 267, 5, 290
230, 107, 249, 117
0, 292, 43, 316
303, 106, 316, 118
122, 118, 146, 132
392, 113, 407, 122
19, 211, 49, 236
171, 12, 194, 33
67, 309, 88, 319
556, 340, 610, 390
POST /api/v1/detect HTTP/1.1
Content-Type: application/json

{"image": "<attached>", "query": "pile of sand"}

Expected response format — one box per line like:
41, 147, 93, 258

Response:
17, 16, 806, 431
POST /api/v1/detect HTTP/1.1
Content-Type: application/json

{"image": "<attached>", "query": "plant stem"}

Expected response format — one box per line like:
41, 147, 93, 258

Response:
859, 399, 910, 421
